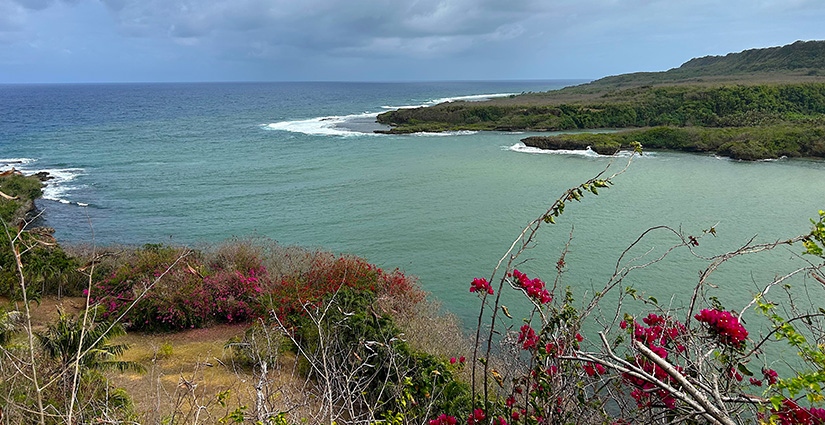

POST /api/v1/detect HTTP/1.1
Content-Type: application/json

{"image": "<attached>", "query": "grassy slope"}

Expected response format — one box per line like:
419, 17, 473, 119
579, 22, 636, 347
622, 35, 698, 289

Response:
376, 41, 825, 160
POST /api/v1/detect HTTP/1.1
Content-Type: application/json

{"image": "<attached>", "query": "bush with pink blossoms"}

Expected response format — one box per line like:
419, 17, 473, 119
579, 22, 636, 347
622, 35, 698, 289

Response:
694, 308, 749, 348
90, 245, 266, 331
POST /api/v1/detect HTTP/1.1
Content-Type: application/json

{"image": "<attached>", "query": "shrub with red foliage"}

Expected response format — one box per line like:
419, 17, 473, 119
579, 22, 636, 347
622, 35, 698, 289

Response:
90, 247, 265, 331
266, 253, 424, 325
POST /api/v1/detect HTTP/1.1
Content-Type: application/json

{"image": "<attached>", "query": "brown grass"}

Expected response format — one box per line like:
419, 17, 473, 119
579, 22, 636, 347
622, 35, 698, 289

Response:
2, 296, 321, 423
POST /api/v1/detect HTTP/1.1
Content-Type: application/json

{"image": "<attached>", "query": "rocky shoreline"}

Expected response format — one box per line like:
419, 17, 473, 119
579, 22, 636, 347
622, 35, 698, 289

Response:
521, 135, 622, 155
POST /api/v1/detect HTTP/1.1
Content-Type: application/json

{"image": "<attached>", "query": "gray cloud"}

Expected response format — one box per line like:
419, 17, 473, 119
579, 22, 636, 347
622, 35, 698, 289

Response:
2, 0, 824, 82
93, 0, 555, 60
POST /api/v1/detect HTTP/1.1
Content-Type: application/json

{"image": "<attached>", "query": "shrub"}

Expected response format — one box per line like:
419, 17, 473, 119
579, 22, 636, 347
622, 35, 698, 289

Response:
90, 245, 266, 331
265, 253, 424, 325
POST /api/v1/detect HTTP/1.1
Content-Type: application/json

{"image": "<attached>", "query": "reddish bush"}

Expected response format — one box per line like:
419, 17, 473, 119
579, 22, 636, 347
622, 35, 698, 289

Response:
90, 247, 265, 331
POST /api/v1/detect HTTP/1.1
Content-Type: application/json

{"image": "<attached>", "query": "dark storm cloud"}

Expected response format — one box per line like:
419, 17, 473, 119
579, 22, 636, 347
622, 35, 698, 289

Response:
93, 0, 553, 59
1, 0, 825, 82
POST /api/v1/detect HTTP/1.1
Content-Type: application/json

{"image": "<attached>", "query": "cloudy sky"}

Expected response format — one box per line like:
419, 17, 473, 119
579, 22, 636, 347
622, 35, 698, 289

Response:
1, 0, 824, 83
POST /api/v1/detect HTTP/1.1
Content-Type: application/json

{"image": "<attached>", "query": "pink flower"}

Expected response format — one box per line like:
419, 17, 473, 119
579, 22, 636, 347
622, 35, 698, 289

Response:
450, 357, 456, 364
511, 270, 552, 304
469, 278, 493, 295
517, 325, 539, 351
459, 356, 465, 363
467, 409, 485, 424
694, 309, 748, 347
763, 368, 779, 385
429, 414, 457, 425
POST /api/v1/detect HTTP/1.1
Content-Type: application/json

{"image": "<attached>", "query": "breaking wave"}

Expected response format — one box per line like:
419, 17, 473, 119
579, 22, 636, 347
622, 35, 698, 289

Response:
507, 142, 647, 158
1, 158, 88, 206
265, 92, 517, 136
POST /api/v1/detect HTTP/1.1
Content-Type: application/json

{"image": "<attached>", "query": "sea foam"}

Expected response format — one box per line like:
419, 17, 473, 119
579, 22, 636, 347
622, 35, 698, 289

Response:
263, 111, 382, 137
411, 130, 479, 137
0, 158, 37, 167
1, 158, 88, 206
507, 142, 645, 158
266, 92, 517, 137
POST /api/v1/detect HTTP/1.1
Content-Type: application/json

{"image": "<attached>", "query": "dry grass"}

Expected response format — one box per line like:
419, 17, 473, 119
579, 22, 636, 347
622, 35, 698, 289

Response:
2, 296, 320, 423
110, 324, 324, 424
0, 295, 86, 331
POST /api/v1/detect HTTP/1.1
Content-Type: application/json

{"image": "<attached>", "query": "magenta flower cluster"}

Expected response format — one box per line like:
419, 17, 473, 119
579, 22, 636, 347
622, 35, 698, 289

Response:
511, 270, 552, 304
467, 409, 486, 424
91, 253, 266, 331
622, 314, 688, 409
763, 368, 779, 385
770, 398, 825, 425
469, 277, 493, 295
694, 309, 749, 347
633, 314, 686, 353
518, 324, 539, 350
429, 414, 457, 425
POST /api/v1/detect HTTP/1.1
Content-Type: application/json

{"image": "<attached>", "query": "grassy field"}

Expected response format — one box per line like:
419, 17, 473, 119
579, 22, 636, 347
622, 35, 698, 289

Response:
6, 295, 319, 423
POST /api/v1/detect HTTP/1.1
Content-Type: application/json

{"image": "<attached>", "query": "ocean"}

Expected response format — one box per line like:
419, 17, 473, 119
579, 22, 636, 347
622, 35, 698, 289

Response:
2, 81, 824, 325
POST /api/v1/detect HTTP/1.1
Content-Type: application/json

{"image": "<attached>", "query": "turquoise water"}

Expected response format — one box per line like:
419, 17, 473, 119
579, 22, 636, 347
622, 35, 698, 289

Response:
2, 81, 824, 326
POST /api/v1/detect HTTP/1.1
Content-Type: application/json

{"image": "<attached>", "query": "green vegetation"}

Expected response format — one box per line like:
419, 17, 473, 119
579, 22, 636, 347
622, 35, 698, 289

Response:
1, 172, 85, 301
0, 173, 43, 224
2, 234, 475, 424
582, 39, 825, 89
524, 124, 825, 160
378, 83, 825, 140
377, 41, 825, 160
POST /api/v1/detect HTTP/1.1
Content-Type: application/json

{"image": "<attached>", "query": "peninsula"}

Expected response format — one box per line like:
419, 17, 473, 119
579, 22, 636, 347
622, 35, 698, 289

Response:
377, 40, 825, 160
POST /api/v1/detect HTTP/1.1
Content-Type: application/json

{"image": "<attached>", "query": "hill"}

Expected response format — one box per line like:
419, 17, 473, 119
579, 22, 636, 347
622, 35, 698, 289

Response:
375, 41, 825, 159
575, 39, 825, 90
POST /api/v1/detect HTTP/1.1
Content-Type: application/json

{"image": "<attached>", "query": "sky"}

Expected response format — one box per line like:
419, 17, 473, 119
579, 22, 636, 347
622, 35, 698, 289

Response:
1, 0, 824, 83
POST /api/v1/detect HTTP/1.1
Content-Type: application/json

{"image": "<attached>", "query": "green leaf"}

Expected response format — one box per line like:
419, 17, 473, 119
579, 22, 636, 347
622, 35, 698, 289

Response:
770, 395, 783, 411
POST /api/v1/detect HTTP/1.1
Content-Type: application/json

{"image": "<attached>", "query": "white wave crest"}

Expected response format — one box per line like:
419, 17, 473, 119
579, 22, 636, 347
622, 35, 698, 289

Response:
0, 158, 37, 167
507, 142, 643, 158
411, 130, 479, 137
264, 92, 516, 137
2, 158, 89, 206
36, 168, 85, 204
428, 93, 517, 105
263, 111, 381, 137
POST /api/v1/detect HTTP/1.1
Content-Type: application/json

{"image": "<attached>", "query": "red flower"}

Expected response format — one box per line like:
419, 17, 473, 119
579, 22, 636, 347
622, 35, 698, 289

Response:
763, 368, 779, 385
511, 270, 552, 304
470, 278, 493, 295
518, 325, 539, 351
694, 309, 748, 348
468, 409, 486, 424
430, 414, 457, 425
